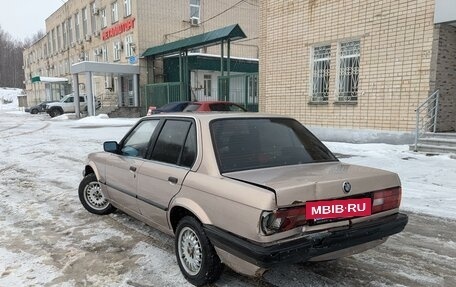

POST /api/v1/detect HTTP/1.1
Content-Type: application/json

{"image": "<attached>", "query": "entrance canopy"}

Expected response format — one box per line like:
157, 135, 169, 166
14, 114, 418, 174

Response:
70, 61, 140, 117
70, 61, 140, 74
141, 24, 246, 58
31, 76, 68, 83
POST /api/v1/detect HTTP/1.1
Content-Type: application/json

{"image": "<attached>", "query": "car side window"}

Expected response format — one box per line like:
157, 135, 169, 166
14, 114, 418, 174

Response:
122, 120, 159, 158
151, 120, 192, 165
180, 123, 197, 167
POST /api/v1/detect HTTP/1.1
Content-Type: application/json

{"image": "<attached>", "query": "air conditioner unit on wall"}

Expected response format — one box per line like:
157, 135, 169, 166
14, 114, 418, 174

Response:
190, 17, 200, 26
85, 35, 92, 42
93, 7, 99, 15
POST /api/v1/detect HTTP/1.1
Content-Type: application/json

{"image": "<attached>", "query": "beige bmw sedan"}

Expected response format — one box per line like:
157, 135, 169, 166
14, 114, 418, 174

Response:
78, 113, 408, 286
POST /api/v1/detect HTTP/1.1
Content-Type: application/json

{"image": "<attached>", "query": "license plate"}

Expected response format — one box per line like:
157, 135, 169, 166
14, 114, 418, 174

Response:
306, 198, 371, 220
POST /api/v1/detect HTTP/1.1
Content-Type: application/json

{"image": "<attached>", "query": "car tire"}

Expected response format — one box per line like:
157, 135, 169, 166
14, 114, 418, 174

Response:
175, 216, 223, 286
78, 173, 116, 215
49, 108, 62, 118
30, 109, 38, 114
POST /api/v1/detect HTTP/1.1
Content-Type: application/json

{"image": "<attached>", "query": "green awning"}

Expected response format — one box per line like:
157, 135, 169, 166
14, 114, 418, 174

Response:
31, 76, 69, 83
141, 24, 247, 58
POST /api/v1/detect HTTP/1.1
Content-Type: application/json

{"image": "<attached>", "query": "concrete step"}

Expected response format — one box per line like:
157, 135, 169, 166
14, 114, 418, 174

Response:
418, 137, 456, 147
410, 143, 456, 154
422, 132, 456, 139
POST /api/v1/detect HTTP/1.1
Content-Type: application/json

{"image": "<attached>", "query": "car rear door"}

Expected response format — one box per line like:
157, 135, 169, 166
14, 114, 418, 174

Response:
104, 119, 160, 215
136, 118, 197, 228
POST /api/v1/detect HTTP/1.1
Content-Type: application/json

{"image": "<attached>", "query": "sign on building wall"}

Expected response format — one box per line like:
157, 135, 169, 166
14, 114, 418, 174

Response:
102, 18, 135, 41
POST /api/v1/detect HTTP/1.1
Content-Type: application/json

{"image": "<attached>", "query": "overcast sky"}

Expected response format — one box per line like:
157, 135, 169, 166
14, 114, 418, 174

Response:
0, 0, 64, 41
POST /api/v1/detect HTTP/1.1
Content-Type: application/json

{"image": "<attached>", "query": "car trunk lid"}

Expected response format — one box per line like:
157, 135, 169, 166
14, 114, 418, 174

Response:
223, 162, 400, 207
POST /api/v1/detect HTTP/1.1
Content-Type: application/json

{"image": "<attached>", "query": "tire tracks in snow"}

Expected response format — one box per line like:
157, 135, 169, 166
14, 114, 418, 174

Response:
1, 122, 50, 139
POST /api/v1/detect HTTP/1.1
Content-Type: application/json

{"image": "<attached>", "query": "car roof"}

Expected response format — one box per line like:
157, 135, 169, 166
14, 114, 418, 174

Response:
189, 101, 238, 105
145, 112, 291, 124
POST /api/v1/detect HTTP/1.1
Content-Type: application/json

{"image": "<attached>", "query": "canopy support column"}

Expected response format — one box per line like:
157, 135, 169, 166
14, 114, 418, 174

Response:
73, 74, 80, 118
86, 71, 94, 116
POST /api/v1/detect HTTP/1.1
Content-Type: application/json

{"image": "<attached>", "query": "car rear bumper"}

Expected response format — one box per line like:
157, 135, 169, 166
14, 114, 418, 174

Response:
204, 213, 408, 268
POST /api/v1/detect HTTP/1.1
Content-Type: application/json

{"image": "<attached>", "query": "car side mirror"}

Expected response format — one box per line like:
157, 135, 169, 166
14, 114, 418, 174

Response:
103, 141, 120, 153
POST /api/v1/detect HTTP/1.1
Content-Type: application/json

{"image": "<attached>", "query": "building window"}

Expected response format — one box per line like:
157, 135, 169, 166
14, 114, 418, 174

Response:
124, 0, 131, 17
125, 34, 134, 57
68, 17, 74, 44
56, 25, 61, 51
100, 8, 107, 28
52, 29, 56, 53
75, 12, 80, 41
311, 45, 331, 102
102, 45, 108, 62
90, 2, 97, 33
204, 75, 212, 97
337, 40, 360, 102
82, 7, 88, 36
190, 0, 200, 21
94, 48, 101, 61
62, 21, 68, 49
113, 41, 121, 61
112, 1, 119, 23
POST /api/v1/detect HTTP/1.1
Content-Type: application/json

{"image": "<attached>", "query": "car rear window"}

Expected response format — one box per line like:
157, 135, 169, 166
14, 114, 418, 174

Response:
211, 118, 338, 173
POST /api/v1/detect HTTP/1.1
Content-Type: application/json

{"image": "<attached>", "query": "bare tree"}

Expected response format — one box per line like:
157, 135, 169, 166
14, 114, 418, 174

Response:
0, 26, 44, 88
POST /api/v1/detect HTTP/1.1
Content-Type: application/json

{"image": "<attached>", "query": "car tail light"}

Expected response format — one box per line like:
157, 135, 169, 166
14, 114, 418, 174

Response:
372, 187, 402, 214
260, 206, 307, 235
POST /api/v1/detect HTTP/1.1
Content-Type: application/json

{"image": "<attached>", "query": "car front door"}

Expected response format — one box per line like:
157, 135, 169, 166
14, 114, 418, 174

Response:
104, 119, 160, 215
136, 118, 197, 228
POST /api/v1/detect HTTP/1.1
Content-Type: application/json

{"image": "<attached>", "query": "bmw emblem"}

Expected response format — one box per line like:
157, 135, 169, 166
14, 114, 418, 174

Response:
343, 181, 351, 193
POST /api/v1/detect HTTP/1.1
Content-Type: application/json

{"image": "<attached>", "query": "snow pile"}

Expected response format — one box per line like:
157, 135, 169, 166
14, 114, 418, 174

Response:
325, 142, 456, 219
0, 87, 22, 110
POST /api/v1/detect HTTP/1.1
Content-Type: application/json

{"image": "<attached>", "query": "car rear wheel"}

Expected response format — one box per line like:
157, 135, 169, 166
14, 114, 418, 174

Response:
30, 108, 39, 114
78, 173, 115, 215
175, 216, 223, 286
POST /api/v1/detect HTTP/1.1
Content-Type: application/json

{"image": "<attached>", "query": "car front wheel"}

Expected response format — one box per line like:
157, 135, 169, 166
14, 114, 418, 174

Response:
78, 173, 115, 215
49, 108, 62, 118
175, 216, 223, 286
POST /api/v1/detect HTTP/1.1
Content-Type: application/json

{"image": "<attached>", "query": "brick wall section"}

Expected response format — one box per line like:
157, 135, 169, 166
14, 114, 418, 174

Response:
260, 0, 436, 132
433, 24, 456, 131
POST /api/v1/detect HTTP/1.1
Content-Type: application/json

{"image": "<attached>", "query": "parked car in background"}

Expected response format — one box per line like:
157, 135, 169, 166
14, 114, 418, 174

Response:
25, 101, 54, 114
45, 94, 101, 117
183, 101, 247, 112
79, 113, 408, 286
147, 101, 192, 115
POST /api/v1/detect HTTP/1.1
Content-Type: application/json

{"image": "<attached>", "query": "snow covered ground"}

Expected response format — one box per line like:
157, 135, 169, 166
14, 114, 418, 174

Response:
0, 89, 455, 286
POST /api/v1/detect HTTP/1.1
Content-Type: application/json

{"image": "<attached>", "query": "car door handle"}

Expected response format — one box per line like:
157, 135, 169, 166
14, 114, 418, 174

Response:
168, 177, 178, 184
129, 166, 137, 172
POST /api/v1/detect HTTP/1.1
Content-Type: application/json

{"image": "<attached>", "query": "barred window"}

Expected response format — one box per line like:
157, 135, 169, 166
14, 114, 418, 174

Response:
338, 41, 360, 102
311, 45, 331, 102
